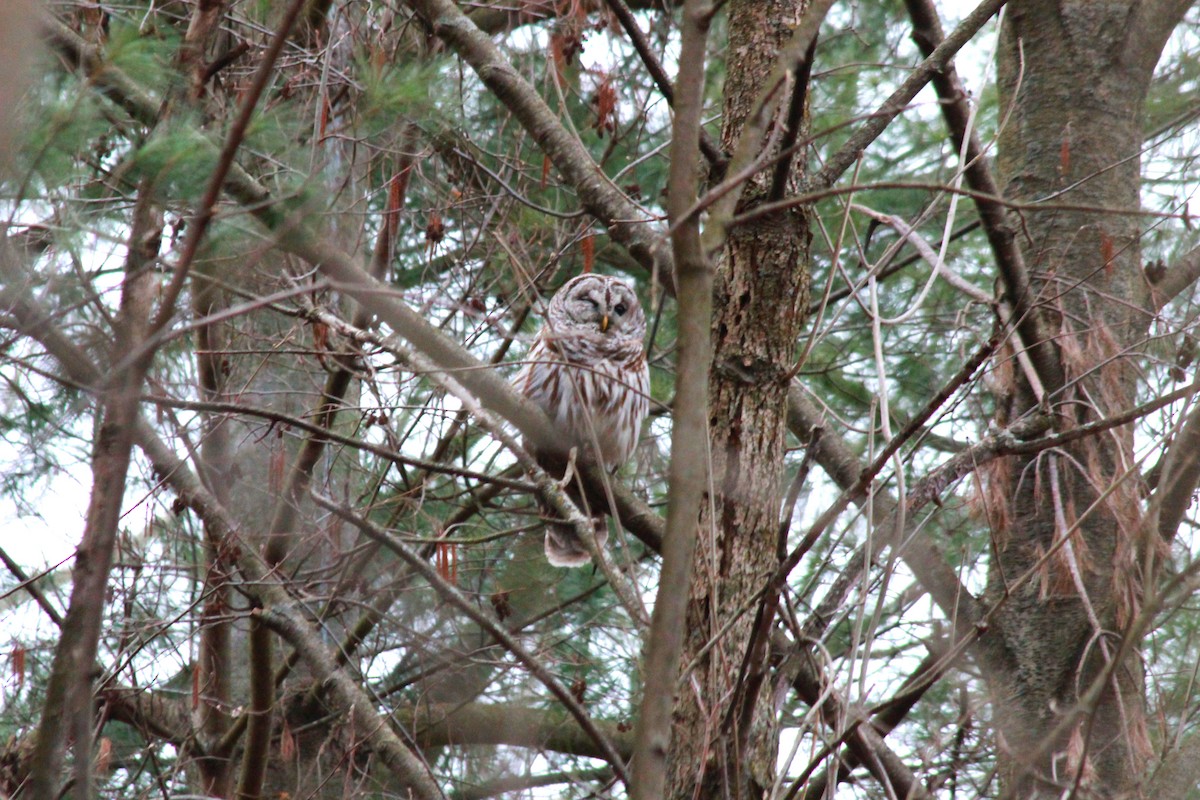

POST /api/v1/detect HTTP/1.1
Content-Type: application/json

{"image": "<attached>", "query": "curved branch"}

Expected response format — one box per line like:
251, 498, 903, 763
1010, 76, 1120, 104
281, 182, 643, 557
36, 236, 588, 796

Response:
450, 767, 613, 800
901, 0, 1064, 404
1127, 0, 1197, 76
0, 254, 446, 800
317, 496, 631, 785
404, 0, 674, 292
113, 677, 629, 758
1149, 389, 1200, 543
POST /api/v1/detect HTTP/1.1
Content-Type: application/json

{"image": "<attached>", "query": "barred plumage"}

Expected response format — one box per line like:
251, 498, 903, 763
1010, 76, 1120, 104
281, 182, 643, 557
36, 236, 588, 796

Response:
514, 274, 650, 566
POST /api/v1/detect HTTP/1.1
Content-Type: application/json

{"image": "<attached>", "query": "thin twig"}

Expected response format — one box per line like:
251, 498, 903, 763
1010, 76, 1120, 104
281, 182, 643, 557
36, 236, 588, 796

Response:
316, 494, 631, 786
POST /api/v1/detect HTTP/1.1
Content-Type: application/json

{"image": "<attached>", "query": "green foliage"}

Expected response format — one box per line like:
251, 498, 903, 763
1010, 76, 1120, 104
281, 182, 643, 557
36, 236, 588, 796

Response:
8, 1, 1200, 798
358, 55, 445, 136
130, 121, 219, 200
8, 74, 114, 195
103, 21, 184, 101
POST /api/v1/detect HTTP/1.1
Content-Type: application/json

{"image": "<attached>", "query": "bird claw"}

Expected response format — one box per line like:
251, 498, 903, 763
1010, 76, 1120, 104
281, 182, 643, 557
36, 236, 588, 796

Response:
557, 447, 578, 489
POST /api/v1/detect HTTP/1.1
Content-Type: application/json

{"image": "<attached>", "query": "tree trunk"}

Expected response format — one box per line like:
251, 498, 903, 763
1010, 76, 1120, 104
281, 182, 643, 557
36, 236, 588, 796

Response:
667, 1, 811, 797
987, 1, 1184, 794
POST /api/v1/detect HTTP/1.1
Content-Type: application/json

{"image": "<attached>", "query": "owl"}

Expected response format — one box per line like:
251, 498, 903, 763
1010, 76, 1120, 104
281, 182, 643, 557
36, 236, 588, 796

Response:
515, 274, 651, 566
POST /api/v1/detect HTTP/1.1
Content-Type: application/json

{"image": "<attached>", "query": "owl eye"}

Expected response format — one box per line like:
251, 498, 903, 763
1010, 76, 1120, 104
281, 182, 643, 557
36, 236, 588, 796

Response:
614, 303, 628, 316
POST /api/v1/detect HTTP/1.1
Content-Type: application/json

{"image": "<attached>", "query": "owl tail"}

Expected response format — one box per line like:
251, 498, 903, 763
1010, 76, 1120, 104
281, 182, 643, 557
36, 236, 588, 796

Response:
544, 517, 609, 567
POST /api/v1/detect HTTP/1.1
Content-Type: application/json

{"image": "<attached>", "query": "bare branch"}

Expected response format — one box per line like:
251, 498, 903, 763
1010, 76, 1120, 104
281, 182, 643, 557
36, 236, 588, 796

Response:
784, 644, 946, 800
810, 0, 1008, 192
0, 545, 64, 627
1127, 0, 1197, 75
1149, 244, 1200, 310
601, 0, 725, 169
1146, 723, 1200, 800
629, 1, 714, 796
901, 0, 1064, 405
1149, 389, 1200, 543
28, 187, 161, 800
317, 495, 631, 786
784, 386, 1013, 675
450, 767, 613, 800
403, 0, 673, 290
467, 0, 669, 37
0, 251, 446, 800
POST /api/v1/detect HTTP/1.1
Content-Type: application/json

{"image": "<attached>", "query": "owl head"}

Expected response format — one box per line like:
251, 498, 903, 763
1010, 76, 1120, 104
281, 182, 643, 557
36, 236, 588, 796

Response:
545, 274, 646, 342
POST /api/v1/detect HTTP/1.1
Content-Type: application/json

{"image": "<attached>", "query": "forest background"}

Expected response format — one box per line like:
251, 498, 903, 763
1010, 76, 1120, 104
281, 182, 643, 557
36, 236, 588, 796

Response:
4, 1, 1200, 799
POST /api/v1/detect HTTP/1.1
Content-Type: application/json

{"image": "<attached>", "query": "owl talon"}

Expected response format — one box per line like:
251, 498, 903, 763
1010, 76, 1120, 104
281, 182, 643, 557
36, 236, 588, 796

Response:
557, 447, 579, 489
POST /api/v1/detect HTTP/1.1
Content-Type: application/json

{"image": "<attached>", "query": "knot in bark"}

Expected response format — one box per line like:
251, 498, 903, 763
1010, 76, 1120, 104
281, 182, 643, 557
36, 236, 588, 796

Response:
716, 355, 788, 387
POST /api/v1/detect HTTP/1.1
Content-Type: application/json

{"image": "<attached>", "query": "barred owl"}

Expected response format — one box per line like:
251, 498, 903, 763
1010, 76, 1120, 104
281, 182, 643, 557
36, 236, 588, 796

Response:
515, 274, 651, 566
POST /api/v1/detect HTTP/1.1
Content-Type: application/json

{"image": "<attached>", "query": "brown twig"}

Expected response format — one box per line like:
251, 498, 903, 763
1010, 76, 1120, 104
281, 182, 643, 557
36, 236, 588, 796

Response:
147, 0, 311, 340
27, 183, 162, 800
1149, 243, 1200, 310
403, 0, 674, 292
601, 0, 725, 170
316, 494, 631, 786
901, 0, 1063, 400
768, 34, 818, 203
784, 644, 945, 800
0, 250, 446, 800
0, 546, 65, 627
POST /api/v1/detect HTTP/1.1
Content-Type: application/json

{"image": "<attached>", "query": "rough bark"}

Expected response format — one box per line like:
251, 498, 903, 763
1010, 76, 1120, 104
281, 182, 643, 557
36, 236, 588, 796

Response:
986, 1, 1187, 794
667, 1, 811, 797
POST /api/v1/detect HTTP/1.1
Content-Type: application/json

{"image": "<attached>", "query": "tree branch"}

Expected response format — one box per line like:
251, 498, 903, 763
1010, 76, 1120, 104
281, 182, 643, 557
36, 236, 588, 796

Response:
235, 614, 274, 800
901, 0, 1064, 407
27, 186, 161, 800
396, 702, 633, 760
601, 0, 725, 170
785, 387, 1016, 680
783, 642, 946, 800
1149, 243, 1200, 310
0, 251, 446, 800
403, 0, 673, 291
810, 0, 1007, 192
0, 545, 64, 626
1146, 721, 1200, 800
1128, 0, 1197, 76
450, 767, 613, 800
466, 0, 669, 37
629, 1, 714, 796
1149, 388, 1200, 542
316, 496, 631, 786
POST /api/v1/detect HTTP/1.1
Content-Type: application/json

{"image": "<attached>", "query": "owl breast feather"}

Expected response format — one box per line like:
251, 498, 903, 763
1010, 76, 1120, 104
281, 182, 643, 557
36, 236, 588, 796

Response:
521, 338, 649, 468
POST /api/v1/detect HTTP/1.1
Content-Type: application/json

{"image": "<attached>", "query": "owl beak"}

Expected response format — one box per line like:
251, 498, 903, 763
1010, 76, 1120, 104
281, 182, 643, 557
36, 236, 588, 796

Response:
600, 315, 610, 332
